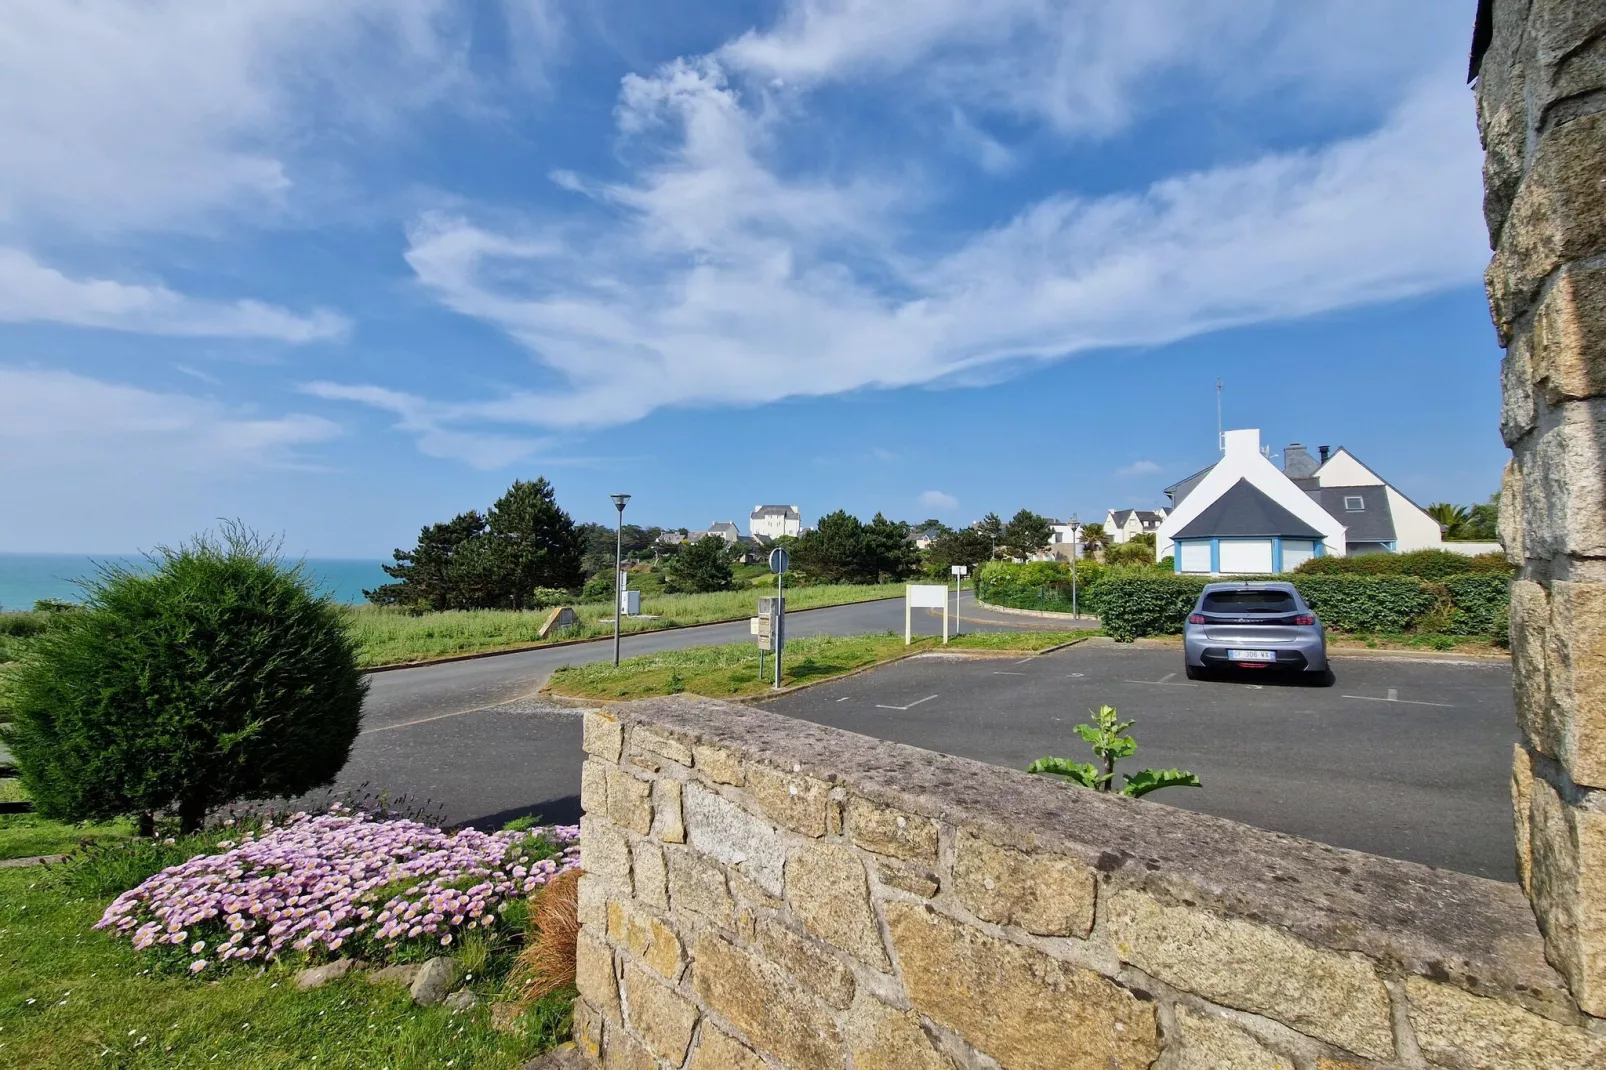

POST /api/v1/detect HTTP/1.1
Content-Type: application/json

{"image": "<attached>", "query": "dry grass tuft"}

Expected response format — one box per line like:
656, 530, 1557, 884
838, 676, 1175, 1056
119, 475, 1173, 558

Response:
507, 868, 581, 1007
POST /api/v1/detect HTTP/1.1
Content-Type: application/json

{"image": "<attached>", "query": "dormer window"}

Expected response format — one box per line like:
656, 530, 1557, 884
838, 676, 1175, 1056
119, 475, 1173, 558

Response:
1344, 496, 1365, 511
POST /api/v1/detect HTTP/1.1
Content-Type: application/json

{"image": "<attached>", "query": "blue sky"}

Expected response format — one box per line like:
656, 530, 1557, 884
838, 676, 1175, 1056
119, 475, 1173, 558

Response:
0, 1, 1502, 557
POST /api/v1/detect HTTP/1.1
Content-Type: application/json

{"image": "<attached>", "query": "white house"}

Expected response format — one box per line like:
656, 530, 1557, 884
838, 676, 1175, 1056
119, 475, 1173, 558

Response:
911, 526, 945, 550
1103, 509, 1167, 543
749, 505, 802, 540
689, 521, 741, 545
1155, 429, 1469, 574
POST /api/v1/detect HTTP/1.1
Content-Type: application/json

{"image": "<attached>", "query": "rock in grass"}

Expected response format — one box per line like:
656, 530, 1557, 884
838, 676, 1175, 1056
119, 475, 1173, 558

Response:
366, 963, 422, 987
490, 1002, 522, 1033
443, 989, 479, 1013
410, 957, 459, 1006
295, 958, 357, 990
522, 1044, 584, 1069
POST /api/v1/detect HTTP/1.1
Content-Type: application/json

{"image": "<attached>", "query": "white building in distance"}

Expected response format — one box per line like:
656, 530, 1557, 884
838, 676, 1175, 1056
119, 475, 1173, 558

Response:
749, 505, 802, 540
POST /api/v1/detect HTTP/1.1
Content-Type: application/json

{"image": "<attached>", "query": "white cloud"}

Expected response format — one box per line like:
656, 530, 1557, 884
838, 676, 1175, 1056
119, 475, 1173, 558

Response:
1115, 460, 1163, 477
366, 72, 1481, 440
0, 367, 340, 472
919, 490, 959, 511
0, 248, 346, 342
300, 382, 551, 470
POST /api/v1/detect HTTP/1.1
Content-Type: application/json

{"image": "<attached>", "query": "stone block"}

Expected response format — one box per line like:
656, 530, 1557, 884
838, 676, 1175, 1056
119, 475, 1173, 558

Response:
1499, 458, 1524, 564
1547, 580, 1606, 786
1513, 744, 1536, 896
1515, 398, 1606, 561
1488, 112, 1606, 334
654, 779, 685, 844
785, 841, 891, 968
1532, 0, 1606, 66
847, 798, 939, 861
632, 726, 692, 767
1533, 264, 1606, 404
1510, 579, 1554, 754
580, 759, 609, 817
1501, 332, 1537, 446
1528, 771, 1606, 1015
755, 916, 857, 1009
573, 997, 604, 1061
682, 782, 785, 896
1550, 33, 1606, 107
951, 831, 1096, 938
692, 744, 744, 785
577, 873, 608, 931
606, 899, 684, 981
1106, 891, 1393, 1060
601, 1021, 654, 1070
580, 816, 632, 894
605, 769, 654, 836
620, 961, 698, 1065
1171, 1007, 1293, 1070
844, 997, 955, 1070
667, 848, 734, 930
632, 841, 668, 910
692, 932, 845, 1069
687, 1024, 767, 1070
576, 930, 619, 1022
747, 762, 831, 837
1476, 16, 1529, 246
874, 859, 940, 898
1405, 975, 1606, 1070
884, 901, 1158, 1070
584, 711, 623, 761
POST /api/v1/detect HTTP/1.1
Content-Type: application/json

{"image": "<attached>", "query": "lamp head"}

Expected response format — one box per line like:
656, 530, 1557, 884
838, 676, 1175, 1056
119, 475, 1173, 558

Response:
611, 493, 631, 512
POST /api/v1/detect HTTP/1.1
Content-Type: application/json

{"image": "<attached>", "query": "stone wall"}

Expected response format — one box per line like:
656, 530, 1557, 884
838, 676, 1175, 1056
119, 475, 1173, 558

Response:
1478, 0, 1606, 1017
571, 698, 1600, 1069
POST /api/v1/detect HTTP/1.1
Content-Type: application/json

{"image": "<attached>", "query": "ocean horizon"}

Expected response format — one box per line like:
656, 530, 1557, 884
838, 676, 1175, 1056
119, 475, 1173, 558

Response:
0, 553, 391, 610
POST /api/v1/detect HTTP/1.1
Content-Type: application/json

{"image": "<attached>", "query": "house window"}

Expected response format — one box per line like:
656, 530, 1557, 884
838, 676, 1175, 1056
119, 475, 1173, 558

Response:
1343, 496, 1365, 511
1179, 542, 1212, 573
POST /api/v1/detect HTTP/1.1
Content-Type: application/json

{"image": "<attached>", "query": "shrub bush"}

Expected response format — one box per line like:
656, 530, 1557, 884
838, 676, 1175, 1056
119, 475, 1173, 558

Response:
1293, 576, 1441, 633
0, 526, 368, 832
976, 560, 1100, 613
1444, 574, 1512, 637
1293, 548, 1511, 580
1103, 542, 1158, 567
1095, 576, 1209, 641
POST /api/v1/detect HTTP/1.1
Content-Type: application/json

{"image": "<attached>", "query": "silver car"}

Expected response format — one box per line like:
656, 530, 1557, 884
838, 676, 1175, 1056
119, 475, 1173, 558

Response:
1182, 581, 1331, 684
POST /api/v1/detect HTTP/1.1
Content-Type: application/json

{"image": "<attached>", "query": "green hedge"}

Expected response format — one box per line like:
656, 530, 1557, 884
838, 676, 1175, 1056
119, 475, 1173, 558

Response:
1293, 548, 1511, 580
975, 560, 1100, 613
1095, 573, 1512, 642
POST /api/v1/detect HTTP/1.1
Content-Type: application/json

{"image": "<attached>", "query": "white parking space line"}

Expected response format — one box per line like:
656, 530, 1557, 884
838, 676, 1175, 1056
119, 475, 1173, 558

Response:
1014, 656, 1037, 665
1120, 678, 1199, 687
993, 671, 1027, 676
875, 694, 938, 711
1342, 693, 1454, 708
1158, 672, 1175, 684
835, 697, 850, 703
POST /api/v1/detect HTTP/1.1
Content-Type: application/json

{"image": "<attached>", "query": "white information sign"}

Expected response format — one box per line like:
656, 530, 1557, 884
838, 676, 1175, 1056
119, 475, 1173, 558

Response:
905, 584, 951, 645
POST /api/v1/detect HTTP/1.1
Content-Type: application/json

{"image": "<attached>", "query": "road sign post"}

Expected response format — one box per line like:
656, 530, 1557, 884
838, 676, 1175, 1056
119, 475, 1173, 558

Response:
768, 548, 789, 689
906, 583, 949, 645
951, 564, 969, 637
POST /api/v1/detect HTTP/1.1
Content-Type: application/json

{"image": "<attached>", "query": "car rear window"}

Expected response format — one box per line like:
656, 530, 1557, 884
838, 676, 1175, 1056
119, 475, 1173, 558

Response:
1201, 591, 1297, 613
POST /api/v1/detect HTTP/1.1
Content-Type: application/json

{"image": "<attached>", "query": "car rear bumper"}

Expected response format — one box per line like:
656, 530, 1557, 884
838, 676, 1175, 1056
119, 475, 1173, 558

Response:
1183, 630, 1328, 672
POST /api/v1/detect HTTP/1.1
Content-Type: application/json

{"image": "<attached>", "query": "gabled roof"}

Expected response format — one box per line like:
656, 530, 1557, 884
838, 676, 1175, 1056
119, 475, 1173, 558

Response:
1173, 479, 1326, 540
1164, 464, 1215, 507
1305, 486, 1396, 543
750, 505, 800, 519
708, 521, 740, 532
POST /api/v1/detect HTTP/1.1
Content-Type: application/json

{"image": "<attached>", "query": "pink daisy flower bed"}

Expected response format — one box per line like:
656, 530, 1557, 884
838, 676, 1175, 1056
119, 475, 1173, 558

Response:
94, 805, 581, 975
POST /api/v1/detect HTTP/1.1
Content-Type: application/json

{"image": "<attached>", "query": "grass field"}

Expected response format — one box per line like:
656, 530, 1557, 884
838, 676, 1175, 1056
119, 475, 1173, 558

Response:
0, 866, 570, 1069
343, 583, 903, 667
545, 630, 1087, 700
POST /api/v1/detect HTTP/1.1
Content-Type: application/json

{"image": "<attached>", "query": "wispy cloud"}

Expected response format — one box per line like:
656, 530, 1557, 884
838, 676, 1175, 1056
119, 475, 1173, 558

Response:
919, 490, 959, 511
300, 381, 551, 469
0, 248, 346, 342
1115, 459, 1162, 477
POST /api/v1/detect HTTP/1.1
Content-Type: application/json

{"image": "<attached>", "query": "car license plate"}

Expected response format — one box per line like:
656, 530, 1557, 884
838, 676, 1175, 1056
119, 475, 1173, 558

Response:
1228, 649, 1275, 662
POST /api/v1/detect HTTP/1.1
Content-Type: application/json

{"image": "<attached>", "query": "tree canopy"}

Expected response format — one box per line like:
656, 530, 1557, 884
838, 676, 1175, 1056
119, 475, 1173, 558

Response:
1001, 509, 1054, 561
662, 534, 736, 593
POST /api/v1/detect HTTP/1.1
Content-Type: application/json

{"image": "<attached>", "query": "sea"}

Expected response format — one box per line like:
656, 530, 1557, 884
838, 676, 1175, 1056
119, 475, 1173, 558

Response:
0, 553, 391, 611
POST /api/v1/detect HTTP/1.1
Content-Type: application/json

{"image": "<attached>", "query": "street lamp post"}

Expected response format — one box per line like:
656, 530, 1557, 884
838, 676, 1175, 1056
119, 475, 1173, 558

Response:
1069, 513, 1080, 619
611, 494, 631, 666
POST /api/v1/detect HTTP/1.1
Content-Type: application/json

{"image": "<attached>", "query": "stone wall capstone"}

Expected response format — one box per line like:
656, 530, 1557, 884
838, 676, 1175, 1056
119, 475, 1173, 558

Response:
569, 697, 1600, 1069
1478, 0, 1606, 1018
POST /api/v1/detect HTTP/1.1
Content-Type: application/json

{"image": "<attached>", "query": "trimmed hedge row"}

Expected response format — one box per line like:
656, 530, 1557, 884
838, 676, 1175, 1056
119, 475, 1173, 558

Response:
1293, 548, 1511, 580
1095, 573, 1512, 643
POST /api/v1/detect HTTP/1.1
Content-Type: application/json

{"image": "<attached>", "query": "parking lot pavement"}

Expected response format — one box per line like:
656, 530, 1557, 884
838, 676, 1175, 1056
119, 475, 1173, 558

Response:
762, 643, 1520, 881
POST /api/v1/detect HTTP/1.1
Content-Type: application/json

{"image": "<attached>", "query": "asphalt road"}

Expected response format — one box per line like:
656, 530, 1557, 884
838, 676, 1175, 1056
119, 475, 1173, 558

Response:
338, 592, 1082, 827
765, 644, 1520, 881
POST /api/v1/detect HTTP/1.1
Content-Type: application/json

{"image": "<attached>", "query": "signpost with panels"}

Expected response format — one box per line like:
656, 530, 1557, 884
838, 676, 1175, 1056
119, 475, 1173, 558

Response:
906, 583, 950, 645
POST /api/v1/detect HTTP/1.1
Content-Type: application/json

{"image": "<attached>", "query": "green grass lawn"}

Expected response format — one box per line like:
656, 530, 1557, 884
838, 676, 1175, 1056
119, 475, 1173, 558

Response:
343, 583, 904, 667
0, 811, 133, 861
546, 630, 1088, 700
0, 866, 568, 1069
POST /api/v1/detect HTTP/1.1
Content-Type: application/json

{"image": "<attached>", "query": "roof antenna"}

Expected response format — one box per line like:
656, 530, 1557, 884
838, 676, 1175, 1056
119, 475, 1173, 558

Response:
1216, 378, 1224, 453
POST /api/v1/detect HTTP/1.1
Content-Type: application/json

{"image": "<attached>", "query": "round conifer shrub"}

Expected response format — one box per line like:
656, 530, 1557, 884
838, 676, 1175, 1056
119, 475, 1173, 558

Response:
0, 525, 367, 833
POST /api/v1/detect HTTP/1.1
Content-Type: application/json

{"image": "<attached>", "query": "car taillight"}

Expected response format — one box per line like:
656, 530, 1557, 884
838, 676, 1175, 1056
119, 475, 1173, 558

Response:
1187, 613, 1206, 625
1294, 615, 1315, 626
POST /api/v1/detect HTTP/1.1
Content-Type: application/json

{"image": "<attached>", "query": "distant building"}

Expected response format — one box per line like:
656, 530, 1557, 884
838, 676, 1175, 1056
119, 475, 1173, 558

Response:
656, 531, 686, 546
1104, 508, 1168, 543
689, 521, 741, 545
911, 526, 946, 550
749, 505, 802, 540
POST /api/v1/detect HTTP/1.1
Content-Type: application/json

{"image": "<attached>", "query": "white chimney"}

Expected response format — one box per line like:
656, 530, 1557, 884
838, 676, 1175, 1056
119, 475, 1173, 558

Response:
1222, 428, 1261, 458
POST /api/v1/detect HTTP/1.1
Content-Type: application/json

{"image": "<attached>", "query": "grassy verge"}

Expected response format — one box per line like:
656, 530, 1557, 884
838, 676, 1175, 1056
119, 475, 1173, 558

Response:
0, 865, 569, 1069
343, 583, 904, 668
1331, 632, 1509, 655
546, 630, 1090, 700
0, 811, 132, 860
